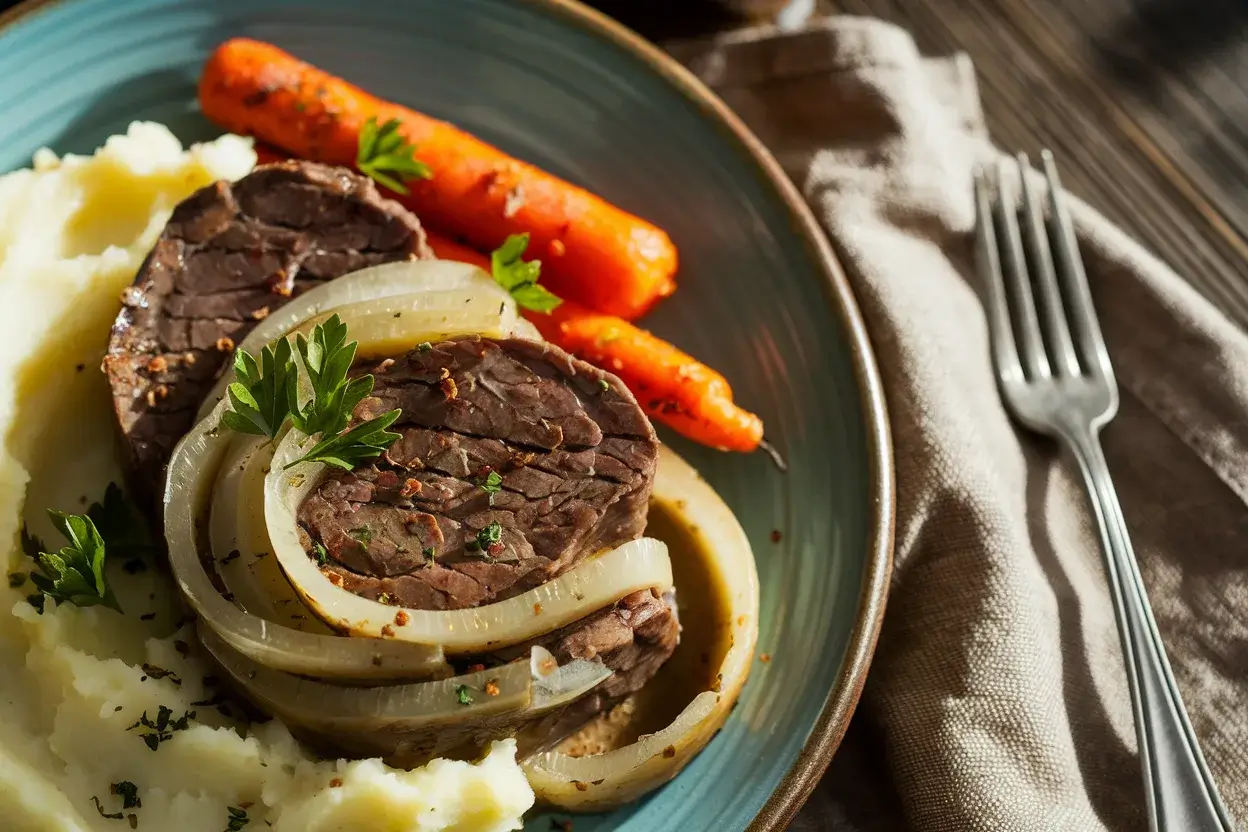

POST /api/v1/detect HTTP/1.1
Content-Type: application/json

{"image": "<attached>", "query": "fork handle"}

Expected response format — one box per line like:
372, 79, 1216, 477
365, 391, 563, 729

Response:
1066, 428, 1236, 832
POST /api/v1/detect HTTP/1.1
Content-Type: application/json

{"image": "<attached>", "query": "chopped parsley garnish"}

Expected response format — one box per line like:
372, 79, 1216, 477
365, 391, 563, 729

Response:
455, 684, 474, 706
224, 805, 251, 831
127, 706, 195, 751
112, 781, 141, 809
478, 470, 503, 502
221, 337, 298, 440
490, 233, 562, 314
29, 510, 121, 612
348, 526, 373, 546
141, 663, 182, 686
417, 341, 433, 352
468, 521, 504, 558
356, 116, 432, 195
312, 541, 330, 567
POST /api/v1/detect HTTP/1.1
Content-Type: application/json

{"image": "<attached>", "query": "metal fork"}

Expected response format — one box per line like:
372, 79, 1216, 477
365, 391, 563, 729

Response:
975, 152, 1237, 832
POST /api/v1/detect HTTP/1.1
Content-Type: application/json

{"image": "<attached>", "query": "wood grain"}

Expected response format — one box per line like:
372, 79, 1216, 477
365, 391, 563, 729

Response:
592, 0, 1248, 328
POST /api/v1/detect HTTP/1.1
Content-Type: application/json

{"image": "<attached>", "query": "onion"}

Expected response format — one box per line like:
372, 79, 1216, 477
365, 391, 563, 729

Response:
165, 399, 449, 681
521, 445, 760, 810
197, 259, 534, 422
265, 426, 675, 652
197, 623, 613, 766
208, 433, 332, 633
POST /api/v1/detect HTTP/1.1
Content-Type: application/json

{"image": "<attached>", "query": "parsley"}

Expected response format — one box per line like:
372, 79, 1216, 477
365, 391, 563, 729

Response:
478, 470, 502, 504
312, 541, 330, 567
141, 663, 182, 686
377, 592, 393, 605
127, 706, 195, 751
224, 805, 251, 831
469, 521, 503, 556
455, 684, 474, 706
112, 781, 141, 809
221, 337, 298, 440
88, 483, 160, 563
286, 409, 401, 471
356, 117, 431, 195
29, 511, 120, 612
417, 341, 433, 352
490, 234, 562, 314
348, 526, 373, 546
291, 314, 374, 438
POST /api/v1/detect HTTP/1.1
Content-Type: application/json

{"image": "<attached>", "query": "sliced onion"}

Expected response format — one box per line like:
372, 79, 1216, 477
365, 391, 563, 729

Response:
208, 433, 332, 633
522, 445, 760, 809
197, 259, 530, 421
265, 429, 674, 653
164, 399, 449, 680
197, 623, 613, 766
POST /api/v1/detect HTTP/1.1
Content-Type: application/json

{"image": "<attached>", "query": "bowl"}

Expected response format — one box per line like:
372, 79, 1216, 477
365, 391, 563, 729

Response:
0, 0, 894, 828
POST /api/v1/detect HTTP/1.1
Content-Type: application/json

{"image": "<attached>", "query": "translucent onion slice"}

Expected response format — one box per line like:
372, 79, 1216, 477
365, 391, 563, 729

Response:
522, 445, 761, 810
265, 429, 675, 653
197, 623, 613, 766
197, 259, 529, 421
208, 434, 332, 633
165, 399, 449, 680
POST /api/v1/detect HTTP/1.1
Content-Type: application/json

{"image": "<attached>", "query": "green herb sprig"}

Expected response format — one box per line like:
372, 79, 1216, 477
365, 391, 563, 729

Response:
491, 233, 562, 314
29, 511, 120, 612
291, 314, 375, 438
286, 409, 401, 470
357, 117, 432, 195
221, 337, 297, 440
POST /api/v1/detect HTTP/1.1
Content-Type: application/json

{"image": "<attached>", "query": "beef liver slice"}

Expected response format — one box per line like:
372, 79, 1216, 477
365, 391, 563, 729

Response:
104, 161, 431, 506
299, 335, 660, 611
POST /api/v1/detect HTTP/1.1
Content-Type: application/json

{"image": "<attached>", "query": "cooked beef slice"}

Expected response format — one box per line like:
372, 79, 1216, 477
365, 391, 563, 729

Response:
104, 160, 430, 507
298, 335, 660, 610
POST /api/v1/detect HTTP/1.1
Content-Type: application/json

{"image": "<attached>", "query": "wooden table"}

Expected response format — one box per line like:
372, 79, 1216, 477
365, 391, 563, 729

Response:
594, 0, 1248, 329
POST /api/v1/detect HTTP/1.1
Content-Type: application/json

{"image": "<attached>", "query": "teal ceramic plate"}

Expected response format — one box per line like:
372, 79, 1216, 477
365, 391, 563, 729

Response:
0, 0, 893, 828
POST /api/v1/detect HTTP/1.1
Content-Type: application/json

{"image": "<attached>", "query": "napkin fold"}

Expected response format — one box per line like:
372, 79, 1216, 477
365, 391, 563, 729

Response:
670, 17, 1248, 831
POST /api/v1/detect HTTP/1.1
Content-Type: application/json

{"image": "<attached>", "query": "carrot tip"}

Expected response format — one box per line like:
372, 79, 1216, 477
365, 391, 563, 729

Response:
758, 437, 788, 473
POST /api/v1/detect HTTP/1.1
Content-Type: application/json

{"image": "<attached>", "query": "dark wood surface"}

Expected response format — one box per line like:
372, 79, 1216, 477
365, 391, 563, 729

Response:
593, 0, 1248, 329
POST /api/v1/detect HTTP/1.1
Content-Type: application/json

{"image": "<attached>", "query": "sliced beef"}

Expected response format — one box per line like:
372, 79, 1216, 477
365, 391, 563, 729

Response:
104, 160, 431, 507
299, 335, 660, 610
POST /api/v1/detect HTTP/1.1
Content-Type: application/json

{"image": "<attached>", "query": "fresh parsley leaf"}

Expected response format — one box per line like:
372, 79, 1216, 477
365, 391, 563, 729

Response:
127, 706, 195, 751
224, 805, 251, 831
29, 511, 121, 612
88, 483, 159, 563
479, 470, 502, 496
112, 781, 141, 809
356, 117, 431, 195
291, 314, 374, 438
312, 541, 330, 567
221, 338, 297, 440
490, 233, 562, 314
285, 409, 401, 471
469, 521, 503, 557
455, 684, 474, 706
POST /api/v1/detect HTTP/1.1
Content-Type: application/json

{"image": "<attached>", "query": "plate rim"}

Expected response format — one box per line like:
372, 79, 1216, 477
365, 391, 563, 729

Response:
0, 0, 897, 827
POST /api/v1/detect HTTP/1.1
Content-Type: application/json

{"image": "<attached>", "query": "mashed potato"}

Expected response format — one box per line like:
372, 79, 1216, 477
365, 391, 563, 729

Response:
0, 123, 534, 832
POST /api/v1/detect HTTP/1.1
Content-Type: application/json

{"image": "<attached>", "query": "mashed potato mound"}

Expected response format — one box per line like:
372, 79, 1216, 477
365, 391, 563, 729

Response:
0, 122, 534, 832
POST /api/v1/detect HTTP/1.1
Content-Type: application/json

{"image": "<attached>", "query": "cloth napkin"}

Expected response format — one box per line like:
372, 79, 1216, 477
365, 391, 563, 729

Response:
668, 17, 1248, 831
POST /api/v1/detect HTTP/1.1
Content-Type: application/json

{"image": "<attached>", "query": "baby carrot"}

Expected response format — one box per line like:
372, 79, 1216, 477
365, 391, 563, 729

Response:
200, 38, 678, 321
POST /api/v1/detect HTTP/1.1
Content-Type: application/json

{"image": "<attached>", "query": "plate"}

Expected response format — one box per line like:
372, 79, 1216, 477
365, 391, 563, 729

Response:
0, 0, 894, 828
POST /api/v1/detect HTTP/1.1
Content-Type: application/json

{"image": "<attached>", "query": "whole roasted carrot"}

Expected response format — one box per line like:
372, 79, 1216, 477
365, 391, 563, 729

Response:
200, 38, 677, 321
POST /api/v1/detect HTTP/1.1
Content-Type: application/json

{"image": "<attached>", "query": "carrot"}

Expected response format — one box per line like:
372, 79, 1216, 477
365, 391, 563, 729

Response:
525, 302, 763, 452
424, 231, 492, 270
200, 38, 677, 321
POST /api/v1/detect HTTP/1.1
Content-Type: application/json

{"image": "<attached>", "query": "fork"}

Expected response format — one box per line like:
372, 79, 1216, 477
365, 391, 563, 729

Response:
974, 152, 1237, 832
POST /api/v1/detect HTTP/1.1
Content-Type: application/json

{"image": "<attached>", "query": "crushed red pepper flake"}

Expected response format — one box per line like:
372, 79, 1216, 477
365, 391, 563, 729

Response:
327, 572, 344, 587
394, 610, 410, 627
251, 305, 271, 320
484, 679, 500, 697
147, 355, 169, 373
770, 529, 783, 543
329, 778, 343, 788
661, 745, 676, 759
533, 603, 543, 615
400, 478, 422, 498
759, 653, 772, 664
215, 336, 235, 352
380, 624, 395, 638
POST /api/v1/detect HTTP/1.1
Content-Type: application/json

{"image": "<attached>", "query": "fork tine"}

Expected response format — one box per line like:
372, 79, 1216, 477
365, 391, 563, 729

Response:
1017, 153, 1081, 377
975, 167, 1024, 384
993, 157, 1050, 379
1041, 151, 1113, 380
